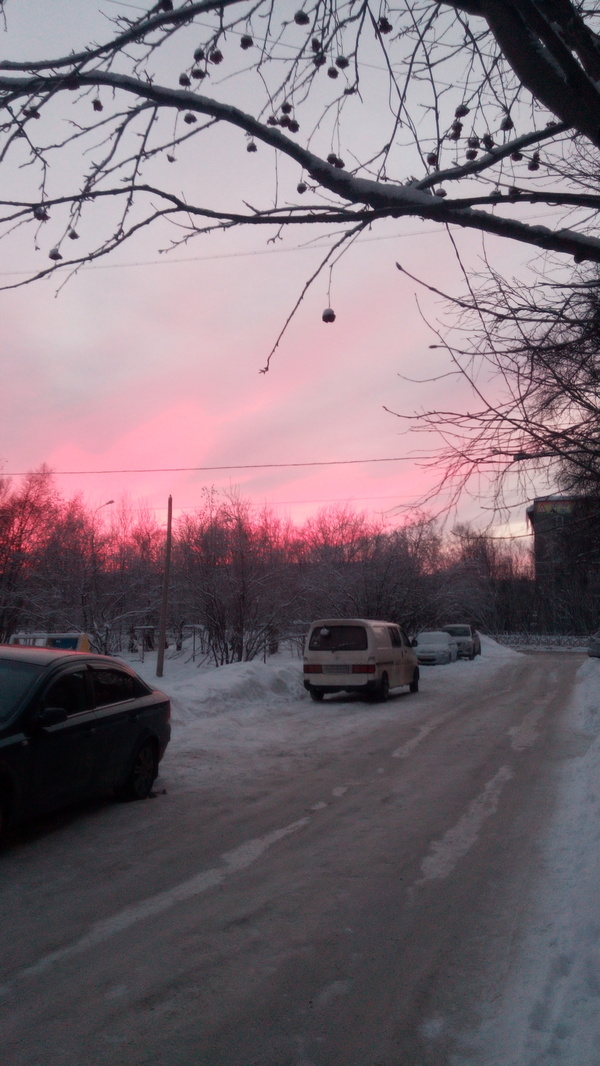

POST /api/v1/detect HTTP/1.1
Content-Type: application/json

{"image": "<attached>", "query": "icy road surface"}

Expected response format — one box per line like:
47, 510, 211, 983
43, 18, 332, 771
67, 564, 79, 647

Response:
1, 639, 599, 1065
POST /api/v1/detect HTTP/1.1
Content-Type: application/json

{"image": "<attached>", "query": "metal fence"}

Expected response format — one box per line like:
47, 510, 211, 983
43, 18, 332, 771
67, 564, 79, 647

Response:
489, 633, 589, 649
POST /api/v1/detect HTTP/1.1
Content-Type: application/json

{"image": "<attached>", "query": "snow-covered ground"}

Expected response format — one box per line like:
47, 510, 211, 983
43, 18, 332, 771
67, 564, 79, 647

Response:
130, 635, 520, 792
464, 651, 600, 1065
129, 636, 600, 1063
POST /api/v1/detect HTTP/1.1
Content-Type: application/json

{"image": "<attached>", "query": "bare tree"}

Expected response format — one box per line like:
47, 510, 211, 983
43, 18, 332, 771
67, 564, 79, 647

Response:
2, 0, 600, 351
387, 262, 600, 510
0, 468, 59, 640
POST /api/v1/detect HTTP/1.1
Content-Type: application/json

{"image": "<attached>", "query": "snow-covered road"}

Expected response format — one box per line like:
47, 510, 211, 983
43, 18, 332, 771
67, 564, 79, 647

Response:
1, 639, 599, 1065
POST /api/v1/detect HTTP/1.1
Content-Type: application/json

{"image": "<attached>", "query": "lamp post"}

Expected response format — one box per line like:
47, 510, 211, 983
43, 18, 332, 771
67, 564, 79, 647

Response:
84, 499, 114, 634
156, 496, 173, 678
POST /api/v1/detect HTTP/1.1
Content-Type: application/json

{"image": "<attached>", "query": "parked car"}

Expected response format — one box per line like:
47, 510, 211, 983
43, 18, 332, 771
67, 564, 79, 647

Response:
9, 631, 92, 651
0, 646, 170, 839
588, 630, 600, 658
441, 624, 481, 659
414, 630, 458, 665
303, 618, 419, 701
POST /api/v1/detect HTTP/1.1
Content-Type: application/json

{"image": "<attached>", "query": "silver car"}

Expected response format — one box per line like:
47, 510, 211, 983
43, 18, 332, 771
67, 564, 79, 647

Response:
414, 630, 458, 665
441, 624, 481, 659
588, 630, 600, 658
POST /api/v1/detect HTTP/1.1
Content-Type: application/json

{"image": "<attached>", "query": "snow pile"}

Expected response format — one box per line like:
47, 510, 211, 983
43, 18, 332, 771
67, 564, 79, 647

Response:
466, 654, 600, 1065
572, 655, 600, 735
478, 634, 522, 660
136, 657, 306, 725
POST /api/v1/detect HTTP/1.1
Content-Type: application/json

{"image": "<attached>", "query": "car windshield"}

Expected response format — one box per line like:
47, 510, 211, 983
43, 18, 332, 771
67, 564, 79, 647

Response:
419, 632, 448, 645
308, 625, 368, 651
0, 660, 44, 723
444, 626, 470, 637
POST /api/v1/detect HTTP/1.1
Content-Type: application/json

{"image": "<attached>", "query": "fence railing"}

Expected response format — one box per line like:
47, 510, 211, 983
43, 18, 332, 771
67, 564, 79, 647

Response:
489, 633, 590, 649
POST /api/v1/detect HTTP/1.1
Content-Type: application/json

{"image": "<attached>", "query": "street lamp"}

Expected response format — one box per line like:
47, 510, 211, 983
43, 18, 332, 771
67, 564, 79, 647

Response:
84, 500, 114, 633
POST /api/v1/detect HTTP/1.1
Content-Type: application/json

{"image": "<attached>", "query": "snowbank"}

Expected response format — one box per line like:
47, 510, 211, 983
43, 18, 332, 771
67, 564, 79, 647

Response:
460, 653, 600, 1065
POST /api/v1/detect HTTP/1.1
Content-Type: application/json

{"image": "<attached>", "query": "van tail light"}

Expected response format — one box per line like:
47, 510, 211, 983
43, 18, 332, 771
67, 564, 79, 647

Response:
352, 663, 376, 674
304, 664, 323, 674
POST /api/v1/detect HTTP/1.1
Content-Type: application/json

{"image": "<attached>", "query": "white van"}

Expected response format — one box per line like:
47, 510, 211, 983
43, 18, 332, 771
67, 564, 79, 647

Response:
303, 618, 419, 702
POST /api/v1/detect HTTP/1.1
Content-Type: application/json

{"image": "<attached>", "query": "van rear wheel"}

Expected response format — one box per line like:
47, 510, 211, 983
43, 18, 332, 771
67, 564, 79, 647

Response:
310, 688, 324, 702
378, 673, 390, 702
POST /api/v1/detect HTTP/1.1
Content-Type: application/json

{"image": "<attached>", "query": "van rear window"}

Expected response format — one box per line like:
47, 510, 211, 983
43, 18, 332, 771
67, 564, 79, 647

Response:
308, 625, 368, 651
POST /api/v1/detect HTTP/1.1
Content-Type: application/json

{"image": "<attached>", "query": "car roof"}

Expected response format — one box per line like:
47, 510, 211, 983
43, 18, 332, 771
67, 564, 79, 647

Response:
0, 645, 121, 667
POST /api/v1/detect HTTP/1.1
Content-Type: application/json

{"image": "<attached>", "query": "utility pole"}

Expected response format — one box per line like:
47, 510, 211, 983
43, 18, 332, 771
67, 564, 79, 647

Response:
156, 495, 172, 678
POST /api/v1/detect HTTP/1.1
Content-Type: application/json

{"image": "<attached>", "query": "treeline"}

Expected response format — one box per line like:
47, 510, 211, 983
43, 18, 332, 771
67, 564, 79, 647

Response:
0, 470, 582, 664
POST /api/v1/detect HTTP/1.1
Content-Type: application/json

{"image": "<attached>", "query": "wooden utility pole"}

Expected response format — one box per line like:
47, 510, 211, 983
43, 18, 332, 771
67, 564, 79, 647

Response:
156, 495, 172, 678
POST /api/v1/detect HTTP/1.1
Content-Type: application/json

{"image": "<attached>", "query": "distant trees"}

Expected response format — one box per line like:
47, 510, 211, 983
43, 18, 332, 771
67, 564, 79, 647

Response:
0, 469, 59, 642
173, 491, 302, 665
0, 471, 595, 652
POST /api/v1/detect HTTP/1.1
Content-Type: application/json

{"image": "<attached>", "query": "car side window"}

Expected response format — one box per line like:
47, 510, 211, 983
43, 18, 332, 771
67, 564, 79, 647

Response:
43, 671, 88, 716
387, 627, 402, 647
91, 667, 136, 708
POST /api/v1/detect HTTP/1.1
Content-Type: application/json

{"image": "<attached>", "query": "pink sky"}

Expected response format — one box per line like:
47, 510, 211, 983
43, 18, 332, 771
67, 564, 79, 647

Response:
1, 219, 534, 531
0, 4, 542, 535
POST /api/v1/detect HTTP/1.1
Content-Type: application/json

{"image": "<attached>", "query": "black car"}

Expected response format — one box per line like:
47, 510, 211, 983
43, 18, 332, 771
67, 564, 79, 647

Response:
0, 646, 170, 838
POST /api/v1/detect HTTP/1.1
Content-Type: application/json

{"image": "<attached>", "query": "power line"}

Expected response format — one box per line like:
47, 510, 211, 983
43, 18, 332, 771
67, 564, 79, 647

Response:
0, 226, 442, 278
142, 491, 419, 512
2, 455, 414, 477
0, 209, 559, 277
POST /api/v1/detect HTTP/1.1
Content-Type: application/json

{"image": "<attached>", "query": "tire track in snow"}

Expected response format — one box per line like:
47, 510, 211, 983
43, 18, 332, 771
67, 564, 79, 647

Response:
417, 766, 514, 883
0, 816, 309, 995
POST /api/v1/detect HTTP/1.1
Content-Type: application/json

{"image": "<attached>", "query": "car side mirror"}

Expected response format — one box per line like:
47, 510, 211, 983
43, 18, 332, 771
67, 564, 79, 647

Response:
34, 706, 68, 729
411, 638, 418, 647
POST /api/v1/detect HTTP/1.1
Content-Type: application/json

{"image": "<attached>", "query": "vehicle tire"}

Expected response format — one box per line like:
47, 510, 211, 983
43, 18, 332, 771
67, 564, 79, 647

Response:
378, 673, 390, 702
0, 791, 11, 847
409, 669, 419, 693
469, 649, 475, 660
310, 688, 324, 702
120, 740, 157, 801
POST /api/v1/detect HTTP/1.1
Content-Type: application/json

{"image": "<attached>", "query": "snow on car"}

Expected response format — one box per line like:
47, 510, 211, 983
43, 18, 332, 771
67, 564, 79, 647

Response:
414, 630, 458, 665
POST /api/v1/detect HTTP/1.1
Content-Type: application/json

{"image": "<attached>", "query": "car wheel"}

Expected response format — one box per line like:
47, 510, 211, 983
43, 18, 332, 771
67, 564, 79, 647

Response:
378, 673, 390, 702
409, 669, 419, 693
310, 688, 324, 702
120, 740, 157, 801
0, 791, 11, 846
